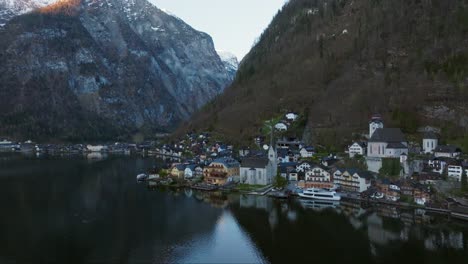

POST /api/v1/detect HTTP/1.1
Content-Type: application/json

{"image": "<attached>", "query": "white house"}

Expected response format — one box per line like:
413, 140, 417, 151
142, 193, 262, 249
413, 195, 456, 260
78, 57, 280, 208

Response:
300, 146, 315, 158
275, 123, 288, 131
428, 158, 447, 174
240, 146, 277, 185
305, 165, 331, 182
184, 165, 196, 179
296, 161, 312, 172
348, 142, 366, 158
447, 163, 467, 182
422, 132, 438, 154
285, 113, 299, 121
333, 169, 372, 193
434, 145, 462, 158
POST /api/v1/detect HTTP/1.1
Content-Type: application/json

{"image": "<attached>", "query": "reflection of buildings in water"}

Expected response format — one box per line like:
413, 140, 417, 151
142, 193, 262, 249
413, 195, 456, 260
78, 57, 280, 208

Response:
340, 201, 367, 218
86, 152, 108, 161
376, 206, 400, 219
184, 189, 193, 198
367, 213, 400, 247
287, 210, 298, 222
239, 195, 273, 211
194, 191, 229, 209
424, 231, 465, 251
269, 207, 279, 229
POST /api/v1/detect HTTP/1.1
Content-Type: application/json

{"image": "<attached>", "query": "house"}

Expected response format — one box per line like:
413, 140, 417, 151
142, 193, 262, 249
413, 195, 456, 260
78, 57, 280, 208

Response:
376, 179, 400, 202
333, 168, 373, 193
240, 147, 277, 186
447, 161, 466, 182
299, 146, 315, 158
299, 165, 334, 189
413, 186, 431, 205
427, 157, 448, 174
203, 157, 240, 185
184, 165, 195, 179
348, 142, 367, 158
274, 123, 288, 131
278, 162, 298, 180
285, 112, 299, 121
193, 166, 204, 178
422, 132, 438, 154
296, 161, 313, 172
434, 145, 462, 158
171, 164, 186, 178
367, 128, 408, 158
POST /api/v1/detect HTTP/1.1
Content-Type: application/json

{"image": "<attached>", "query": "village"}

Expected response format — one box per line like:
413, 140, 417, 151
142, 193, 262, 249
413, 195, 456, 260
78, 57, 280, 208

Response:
138, 113, 468, 219
2, 112, 468, 219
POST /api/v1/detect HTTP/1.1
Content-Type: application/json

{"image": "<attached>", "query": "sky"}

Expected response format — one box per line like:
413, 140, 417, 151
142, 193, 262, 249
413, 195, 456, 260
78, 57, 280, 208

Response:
149, 0, 288, 60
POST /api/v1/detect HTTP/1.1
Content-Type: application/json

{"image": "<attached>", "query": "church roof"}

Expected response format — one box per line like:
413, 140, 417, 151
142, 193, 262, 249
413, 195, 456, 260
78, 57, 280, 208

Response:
369, 128, 406, 143
386, 142, 407, 149
423, 132, 438, 139
241, 157, 269, 169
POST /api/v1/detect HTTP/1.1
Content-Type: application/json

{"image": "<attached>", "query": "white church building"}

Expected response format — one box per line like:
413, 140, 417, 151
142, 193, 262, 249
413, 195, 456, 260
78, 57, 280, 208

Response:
240, 146, 277, 185
366, 115, 409, 159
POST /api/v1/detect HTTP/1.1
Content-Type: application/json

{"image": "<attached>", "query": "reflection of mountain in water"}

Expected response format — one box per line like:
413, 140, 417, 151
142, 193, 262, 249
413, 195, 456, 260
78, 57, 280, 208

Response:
0, 157, 222, 263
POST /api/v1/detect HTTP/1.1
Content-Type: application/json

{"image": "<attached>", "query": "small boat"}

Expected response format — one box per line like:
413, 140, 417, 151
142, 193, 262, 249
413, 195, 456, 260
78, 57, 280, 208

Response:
136, 173, 148, 181
298, 188, 341, 201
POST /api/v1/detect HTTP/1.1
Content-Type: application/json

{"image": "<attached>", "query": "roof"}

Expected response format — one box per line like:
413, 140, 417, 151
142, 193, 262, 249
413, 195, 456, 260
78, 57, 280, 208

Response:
212, 157, 240, 168
351, 142, 367, 148
369, 128, 406, 143
175, 164, 186, 170
423, 132, 438, 139
434, 145, 462, 153
386, 142, 407, 149
241, 157, 269, 168
336, 168, 373, 180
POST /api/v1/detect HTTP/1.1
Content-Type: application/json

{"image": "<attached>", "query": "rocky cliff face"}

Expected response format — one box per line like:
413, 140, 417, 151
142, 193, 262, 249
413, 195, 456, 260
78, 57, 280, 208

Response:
0, 0, 235, 140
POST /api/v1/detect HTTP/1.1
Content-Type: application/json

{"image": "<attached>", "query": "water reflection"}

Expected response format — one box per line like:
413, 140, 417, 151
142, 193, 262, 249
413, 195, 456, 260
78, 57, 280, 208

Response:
0, 156, 467, 264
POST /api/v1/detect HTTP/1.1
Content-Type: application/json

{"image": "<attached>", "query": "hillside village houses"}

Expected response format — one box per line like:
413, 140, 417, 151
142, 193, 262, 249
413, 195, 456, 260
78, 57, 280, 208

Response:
155, 111, 465, 206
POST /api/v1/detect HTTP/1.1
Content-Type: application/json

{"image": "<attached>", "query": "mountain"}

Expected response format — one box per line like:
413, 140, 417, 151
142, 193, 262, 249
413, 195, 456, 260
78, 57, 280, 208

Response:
217, 50, 239, 77
0, 0, 235, 141
0, 0, 56, 26
183, 0, 468, 148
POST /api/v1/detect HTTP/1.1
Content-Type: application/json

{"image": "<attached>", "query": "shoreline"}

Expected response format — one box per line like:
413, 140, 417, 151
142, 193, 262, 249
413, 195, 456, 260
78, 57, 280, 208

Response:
146, 181, 468, 221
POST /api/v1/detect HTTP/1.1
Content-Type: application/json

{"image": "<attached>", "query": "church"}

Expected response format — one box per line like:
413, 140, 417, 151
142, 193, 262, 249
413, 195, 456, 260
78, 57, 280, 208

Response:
240, 146, 277, 185
367, 115, 408, 158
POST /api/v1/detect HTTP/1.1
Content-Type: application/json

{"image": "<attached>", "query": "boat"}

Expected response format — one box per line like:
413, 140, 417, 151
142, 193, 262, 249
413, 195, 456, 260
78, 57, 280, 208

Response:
136, 173, 148, 181
298, 188, 341, 201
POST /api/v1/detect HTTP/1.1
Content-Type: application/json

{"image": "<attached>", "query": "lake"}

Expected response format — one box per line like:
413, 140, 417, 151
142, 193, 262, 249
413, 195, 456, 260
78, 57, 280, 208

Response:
0, 154, 467, 263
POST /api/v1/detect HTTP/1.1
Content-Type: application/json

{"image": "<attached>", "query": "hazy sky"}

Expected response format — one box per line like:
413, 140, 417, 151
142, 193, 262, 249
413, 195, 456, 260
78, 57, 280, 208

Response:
149, 0, 288, 60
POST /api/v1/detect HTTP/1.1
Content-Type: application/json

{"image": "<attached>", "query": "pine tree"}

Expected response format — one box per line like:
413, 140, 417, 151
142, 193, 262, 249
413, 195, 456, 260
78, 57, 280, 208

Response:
461, 168, 468, 192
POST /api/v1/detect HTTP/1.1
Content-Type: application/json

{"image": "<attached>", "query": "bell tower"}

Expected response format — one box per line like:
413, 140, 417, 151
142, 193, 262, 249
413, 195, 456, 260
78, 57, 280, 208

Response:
369, 114, 384, 138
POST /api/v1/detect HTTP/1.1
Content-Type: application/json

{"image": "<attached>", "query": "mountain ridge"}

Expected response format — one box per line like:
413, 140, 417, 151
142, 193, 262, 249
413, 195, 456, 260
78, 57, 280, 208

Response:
0, 0, 235, 141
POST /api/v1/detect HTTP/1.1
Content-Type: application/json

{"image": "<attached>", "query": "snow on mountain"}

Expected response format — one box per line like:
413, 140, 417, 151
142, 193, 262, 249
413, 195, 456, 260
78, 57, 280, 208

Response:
217, 50, 239, 73
0, 0, 57, 26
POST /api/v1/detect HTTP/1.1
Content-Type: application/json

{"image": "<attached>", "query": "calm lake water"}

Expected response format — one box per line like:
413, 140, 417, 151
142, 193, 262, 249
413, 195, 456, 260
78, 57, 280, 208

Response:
0, 154, 467, 264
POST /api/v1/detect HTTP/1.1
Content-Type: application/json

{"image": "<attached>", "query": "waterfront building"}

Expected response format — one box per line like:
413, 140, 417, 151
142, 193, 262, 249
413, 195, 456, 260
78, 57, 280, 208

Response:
333, 168, 373, 193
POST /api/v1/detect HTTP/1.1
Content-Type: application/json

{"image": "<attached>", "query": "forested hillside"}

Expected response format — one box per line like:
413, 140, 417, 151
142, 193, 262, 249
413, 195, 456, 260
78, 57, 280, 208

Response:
182, 0, 468, 149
